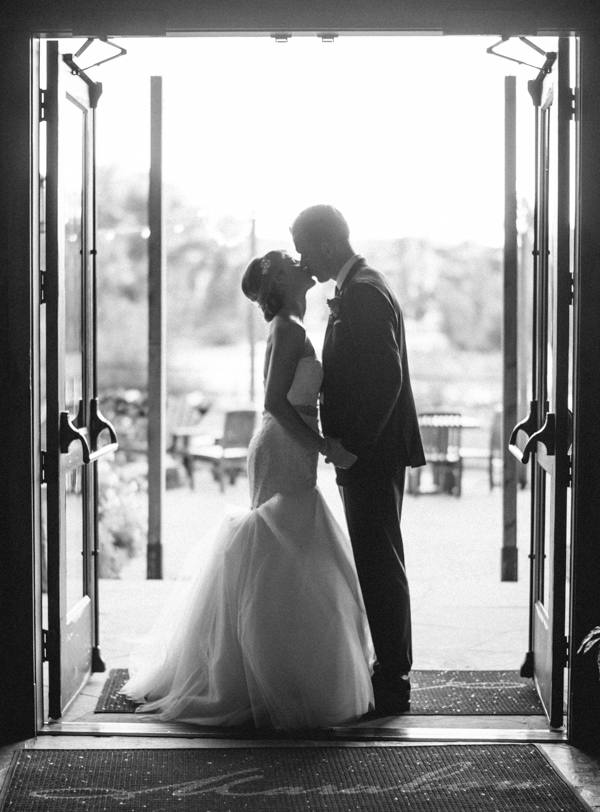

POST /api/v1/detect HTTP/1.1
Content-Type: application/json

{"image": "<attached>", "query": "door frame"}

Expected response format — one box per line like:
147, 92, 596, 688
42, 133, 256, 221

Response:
2, 16, 600, 751
0, 32, 44, 743
568, 29, 600, 752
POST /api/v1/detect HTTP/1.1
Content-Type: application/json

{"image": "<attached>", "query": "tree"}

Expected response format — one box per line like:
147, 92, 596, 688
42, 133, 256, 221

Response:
435, 242, 502, 352
96, 166, 253, 388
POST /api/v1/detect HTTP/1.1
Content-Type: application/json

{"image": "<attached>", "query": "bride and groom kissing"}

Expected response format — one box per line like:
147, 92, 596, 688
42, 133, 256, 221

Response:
122, 204, 426, 728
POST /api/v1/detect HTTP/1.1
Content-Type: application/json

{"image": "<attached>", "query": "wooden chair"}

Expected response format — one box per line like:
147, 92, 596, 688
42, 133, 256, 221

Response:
183, 409, 257, 491
459, 406, 502, 490
105, 389, 211, 461
408, 412, 463, 497
167, 393, 211, 454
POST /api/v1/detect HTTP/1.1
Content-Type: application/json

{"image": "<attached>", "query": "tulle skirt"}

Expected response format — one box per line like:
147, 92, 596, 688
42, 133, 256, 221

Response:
121, 486, 374, 729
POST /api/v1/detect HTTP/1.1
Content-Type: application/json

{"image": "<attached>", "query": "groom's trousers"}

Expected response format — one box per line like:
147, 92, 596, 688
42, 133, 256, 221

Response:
340, 466, 412, 682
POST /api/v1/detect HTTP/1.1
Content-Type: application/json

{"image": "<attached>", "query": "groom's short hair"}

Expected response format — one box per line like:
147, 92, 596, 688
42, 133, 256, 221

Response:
291, 205, 351, 245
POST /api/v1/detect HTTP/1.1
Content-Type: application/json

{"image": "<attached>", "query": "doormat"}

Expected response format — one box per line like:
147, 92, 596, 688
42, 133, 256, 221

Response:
0, 745, 590, 812
95, 669, 139, 713
95, 668, 545, 715
410, 670, 545, 714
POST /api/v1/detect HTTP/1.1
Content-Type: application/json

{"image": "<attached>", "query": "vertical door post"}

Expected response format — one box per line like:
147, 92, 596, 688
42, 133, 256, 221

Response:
502, 75, 519, 582
147, 75, 165, 579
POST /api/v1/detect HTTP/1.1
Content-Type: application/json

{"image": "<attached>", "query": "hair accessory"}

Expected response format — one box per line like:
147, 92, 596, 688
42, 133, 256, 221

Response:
260, 257, 271, 274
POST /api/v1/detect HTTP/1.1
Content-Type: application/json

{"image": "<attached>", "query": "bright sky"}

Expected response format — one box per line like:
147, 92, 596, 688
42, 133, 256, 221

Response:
82, 35, 550, 247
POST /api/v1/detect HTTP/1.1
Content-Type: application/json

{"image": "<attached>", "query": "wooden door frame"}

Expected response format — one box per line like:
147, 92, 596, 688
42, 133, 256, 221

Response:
568, 30, 600, 752
1, 11, 600, 750
0, 32, 43, 744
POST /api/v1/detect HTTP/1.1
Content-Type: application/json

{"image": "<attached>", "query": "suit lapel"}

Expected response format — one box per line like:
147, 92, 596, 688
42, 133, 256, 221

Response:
324, 257, 366, 347
338, 257, 365, 294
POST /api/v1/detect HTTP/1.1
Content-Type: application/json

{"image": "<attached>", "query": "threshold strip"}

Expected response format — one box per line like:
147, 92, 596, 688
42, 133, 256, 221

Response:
40, 721, 567, 743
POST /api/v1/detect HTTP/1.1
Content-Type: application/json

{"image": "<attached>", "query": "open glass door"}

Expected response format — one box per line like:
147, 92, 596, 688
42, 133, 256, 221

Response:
44, 41, 117, 719
511, 37, 574, 729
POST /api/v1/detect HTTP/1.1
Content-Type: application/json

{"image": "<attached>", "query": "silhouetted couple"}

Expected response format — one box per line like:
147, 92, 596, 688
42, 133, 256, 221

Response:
123, 205, 424, 728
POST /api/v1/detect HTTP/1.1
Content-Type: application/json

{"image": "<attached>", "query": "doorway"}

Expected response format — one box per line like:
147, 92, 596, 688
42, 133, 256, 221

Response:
39, 33, 576, 738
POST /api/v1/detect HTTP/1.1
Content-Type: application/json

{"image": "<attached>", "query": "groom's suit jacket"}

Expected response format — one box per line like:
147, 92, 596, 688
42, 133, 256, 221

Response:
321, 257, 425, 485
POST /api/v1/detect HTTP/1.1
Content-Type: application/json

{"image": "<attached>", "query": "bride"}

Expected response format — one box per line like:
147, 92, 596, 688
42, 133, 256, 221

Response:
121, 249, 374, 729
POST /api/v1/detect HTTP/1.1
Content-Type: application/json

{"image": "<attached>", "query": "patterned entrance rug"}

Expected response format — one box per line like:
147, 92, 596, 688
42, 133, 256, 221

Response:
0, 746, 590, 812
95, 668, 545, 715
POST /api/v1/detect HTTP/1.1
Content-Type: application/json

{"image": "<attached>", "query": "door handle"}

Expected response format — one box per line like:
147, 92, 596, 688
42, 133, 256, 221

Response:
88, 397, 119, 461
522, 412, 555, 464
59, 410, 91, 463
509, 400, 539, 463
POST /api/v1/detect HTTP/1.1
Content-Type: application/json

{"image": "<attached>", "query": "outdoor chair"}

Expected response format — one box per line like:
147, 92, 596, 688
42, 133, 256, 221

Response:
459, 405, 503, 490
103, 389, 211, 462
408, 412, 463, 497
182, 409, 257, 491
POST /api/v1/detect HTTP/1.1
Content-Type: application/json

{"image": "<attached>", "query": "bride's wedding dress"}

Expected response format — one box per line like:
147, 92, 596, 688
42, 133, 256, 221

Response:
122, 355, 374, 729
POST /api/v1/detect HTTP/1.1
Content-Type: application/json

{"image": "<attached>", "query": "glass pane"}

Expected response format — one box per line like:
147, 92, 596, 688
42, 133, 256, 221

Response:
542, 472, 553, 608
538, 108, 551, 408
61, 98, 87, 611
64, 468, 85, 610
62, 99, 85, 417
533, 466, 546, 605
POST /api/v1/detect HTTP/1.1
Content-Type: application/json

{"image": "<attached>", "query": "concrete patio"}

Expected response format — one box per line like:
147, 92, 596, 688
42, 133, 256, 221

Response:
96, 460, 531, 676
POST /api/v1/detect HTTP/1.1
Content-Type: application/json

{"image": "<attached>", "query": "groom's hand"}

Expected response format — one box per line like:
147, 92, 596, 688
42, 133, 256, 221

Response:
324, 437, 357, 469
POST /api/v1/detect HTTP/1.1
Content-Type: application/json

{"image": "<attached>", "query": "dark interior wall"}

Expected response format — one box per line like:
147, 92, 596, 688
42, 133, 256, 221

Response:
0, 0, 598, 36
0, 32, 39, 744
569, 30, 600, 753
0, 0, 599, 749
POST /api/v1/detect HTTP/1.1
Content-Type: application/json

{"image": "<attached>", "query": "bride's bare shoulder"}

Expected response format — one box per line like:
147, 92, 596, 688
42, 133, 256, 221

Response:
270, 314, 306, 341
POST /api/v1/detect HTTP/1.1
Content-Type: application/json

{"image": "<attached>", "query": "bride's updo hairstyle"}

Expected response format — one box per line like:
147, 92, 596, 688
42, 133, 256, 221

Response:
242, 250, 285, 322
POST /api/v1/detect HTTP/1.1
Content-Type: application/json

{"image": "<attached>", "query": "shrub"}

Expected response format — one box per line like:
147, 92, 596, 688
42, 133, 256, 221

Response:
97, 457, 147, 578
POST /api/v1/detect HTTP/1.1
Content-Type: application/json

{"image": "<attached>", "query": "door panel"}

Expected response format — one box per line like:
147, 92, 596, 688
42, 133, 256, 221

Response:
532, 37, 572, 730
512, 38, 573, 729
45, 41, 107, 719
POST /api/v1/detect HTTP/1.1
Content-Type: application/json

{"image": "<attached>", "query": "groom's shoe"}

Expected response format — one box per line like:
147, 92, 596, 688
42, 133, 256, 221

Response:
373, 686, 410, 715
372, 674, 411, 715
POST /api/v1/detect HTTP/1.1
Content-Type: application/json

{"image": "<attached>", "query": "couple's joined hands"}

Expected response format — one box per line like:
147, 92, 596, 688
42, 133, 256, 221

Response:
322, 437, 357, 469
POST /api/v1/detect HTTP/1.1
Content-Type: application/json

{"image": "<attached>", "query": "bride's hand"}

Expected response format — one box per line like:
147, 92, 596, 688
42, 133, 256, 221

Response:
323, 437, 357, 469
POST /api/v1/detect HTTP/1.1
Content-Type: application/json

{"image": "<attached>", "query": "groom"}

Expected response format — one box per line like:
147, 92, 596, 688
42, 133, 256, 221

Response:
292, 205, 425, 714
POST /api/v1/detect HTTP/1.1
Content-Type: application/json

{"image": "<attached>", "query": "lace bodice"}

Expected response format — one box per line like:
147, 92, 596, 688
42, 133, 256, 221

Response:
247, 356, 323, 507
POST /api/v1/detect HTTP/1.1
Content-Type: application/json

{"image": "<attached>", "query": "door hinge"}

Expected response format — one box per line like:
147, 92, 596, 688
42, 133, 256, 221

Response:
566, 454, 573, 487
40, 269, 47, 304
42, 628, 58, 663
39, 89, 46, 122
567, 88, 576, 120
40, 450, 47, 484
569, 272, 574, 305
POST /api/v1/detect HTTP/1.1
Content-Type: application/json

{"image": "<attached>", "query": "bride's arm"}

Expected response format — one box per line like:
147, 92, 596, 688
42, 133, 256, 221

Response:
263, 318, 326, 455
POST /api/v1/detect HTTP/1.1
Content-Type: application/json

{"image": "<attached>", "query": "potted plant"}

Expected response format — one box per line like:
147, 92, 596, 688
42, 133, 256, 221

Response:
577, 626, 600, 678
